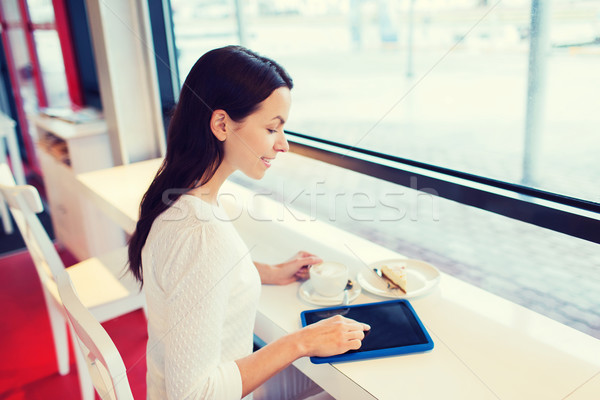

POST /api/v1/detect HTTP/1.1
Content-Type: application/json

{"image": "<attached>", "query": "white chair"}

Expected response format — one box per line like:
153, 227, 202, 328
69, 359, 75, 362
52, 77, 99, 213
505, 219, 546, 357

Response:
56, 269, 134, 400
0, 163, 145, 400
0, 114, 26, 234
0, 114, 25, 185
0, 170, 12, 234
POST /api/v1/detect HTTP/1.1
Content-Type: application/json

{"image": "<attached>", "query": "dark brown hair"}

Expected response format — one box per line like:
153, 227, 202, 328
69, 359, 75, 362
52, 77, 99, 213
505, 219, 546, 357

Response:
127, 45, 293, 284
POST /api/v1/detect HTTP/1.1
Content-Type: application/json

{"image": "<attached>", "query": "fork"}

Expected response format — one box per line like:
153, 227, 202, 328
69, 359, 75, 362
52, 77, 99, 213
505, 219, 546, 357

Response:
372, 268, 403, 292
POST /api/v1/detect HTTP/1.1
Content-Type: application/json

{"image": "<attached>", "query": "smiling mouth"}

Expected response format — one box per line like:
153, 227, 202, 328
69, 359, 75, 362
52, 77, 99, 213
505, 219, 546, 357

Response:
260, 157, 274, 167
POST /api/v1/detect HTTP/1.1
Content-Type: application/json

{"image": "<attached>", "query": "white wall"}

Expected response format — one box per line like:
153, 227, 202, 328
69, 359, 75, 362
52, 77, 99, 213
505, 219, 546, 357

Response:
86, 0, 166, 165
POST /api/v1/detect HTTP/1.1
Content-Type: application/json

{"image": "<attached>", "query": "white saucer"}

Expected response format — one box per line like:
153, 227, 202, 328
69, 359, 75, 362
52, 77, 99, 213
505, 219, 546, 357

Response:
298, 279, 361, 306
357, 258, 440, 299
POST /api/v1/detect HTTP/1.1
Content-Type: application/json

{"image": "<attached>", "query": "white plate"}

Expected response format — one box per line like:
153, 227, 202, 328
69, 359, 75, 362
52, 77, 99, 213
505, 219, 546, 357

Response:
357, 258, 440, 299
298, 279, 361, 306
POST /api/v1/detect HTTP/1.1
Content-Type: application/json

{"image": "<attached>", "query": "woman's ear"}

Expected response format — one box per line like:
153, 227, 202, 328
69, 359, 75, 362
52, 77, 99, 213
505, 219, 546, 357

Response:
210, 110, 228, 141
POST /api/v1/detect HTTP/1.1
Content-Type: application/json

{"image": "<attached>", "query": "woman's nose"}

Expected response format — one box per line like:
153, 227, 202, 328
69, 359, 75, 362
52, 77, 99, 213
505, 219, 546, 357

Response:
275, 131, 289, 153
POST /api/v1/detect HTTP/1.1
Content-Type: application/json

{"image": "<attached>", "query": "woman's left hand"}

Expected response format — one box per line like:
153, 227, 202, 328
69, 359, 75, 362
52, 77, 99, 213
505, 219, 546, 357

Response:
256, 251, 322, 285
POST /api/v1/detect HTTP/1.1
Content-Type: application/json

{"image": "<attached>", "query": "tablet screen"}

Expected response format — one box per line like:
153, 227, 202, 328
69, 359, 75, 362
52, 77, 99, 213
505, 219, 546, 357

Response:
302, 300, 430, 354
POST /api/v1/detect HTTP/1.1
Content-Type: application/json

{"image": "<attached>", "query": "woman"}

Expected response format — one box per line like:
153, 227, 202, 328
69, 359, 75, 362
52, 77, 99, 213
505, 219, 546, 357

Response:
128, 46, 370, 399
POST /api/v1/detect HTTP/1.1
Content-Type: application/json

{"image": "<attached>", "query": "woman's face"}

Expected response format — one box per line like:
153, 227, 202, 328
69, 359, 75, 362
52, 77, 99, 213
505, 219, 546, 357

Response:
222, 87, 291, 179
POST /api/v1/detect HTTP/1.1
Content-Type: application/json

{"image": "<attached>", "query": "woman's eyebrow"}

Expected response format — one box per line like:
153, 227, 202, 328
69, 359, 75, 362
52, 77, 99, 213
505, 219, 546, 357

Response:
271, 116, 285, 124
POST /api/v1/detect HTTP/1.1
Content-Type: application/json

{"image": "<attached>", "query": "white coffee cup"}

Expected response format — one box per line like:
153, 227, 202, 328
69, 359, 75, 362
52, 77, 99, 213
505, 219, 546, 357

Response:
309, 261, 349, 297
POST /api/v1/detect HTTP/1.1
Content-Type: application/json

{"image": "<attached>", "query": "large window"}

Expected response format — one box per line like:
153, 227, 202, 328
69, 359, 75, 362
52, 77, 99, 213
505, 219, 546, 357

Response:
0, 0, 78, 173
170, 0, 600, 203
27, 0, 70, 108
1, 0, 71, 110
166, 0, 600, 339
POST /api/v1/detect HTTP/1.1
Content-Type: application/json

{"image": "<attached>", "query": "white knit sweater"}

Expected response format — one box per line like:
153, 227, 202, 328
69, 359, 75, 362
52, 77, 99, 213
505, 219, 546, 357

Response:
142, 194, 261, 399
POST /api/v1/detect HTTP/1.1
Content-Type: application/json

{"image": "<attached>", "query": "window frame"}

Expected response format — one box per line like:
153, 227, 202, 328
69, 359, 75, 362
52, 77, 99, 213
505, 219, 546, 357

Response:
286, 131, 599, 244
0, 0, 91, 174
147, 0, 179, 132
0, 0, 47, 174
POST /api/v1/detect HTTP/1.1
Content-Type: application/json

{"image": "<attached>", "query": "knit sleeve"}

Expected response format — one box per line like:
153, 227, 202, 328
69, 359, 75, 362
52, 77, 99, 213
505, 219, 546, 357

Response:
159, 223, 243, 400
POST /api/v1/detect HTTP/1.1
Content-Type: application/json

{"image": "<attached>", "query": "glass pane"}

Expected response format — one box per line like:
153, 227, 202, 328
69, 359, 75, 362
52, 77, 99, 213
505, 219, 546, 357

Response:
0, 0, 22, 23
6, 28, 39, 115
33, 30, 69, 107
170, 0, 239, 78
170, 0, 600, 204
26, 0, 55, 24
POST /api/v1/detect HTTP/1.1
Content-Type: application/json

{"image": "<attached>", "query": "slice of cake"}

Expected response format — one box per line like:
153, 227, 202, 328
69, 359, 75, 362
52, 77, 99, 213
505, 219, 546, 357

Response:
381, 264, 407, 293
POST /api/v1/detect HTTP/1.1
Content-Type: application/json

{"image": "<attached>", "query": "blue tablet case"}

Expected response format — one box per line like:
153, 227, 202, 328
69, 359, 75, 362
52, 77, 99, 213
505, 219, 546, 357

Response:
300, 299, 434, 364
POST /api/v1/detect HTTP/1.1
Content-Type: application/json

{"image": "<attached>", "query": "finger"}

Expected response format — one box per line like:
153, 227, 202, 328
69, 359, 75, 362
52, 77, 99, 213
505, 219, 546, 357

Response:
299, 256, 323, 266
328, 314, 345, 323
342, 320, 371, 332
286, 256, 322, 271
297, 250, 317, 257
346, 330, 365, 341
295, 270, 310, 279
340, 316, 371, 329
297, 251, 323, 262
348, 339, 362, 350
339, 316, 361, 324
296, 264, 311, 272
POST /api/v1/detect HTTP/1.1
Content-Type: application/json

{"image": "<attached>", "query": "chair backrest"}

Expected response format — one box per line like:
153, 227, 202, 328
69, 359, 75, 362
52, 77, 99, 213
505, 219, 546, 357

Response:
56, 270, 134, 400
0, 165, 66, 284
0, 163, 13, 234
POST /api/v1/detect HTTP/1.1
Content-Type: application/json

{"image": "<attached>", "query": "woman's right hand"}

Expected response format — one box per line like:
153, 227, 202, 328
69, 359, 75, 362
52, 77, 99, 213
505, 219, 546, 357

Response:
296, 315, 371, 358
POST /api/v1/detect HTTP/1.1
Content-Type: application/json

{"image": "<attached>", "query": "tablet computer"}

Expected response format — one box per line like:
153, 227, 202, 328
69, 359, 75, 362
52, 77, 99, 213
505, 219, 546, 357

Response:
300, 299, 434, 364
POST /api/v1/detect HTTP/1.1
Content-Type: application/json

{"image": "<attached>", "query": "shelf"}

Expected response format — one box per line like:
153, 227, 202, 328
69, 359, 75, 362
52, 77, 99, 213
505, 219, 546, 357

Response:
31, 114, 107, 141
33, 113, 125, 260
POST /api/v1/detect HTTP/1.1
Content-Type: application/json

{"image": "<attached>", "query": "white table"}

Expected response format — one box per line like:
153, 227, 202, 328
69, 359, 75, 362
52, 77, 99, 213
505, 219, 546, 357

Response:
77, 158, 600, 400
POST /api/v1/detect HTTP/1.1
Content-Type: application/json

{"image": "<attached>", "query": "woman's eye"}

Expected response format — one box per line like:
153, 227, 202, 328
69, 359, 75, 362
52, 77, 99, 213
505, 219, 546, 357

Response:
268, 129, 277, 134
